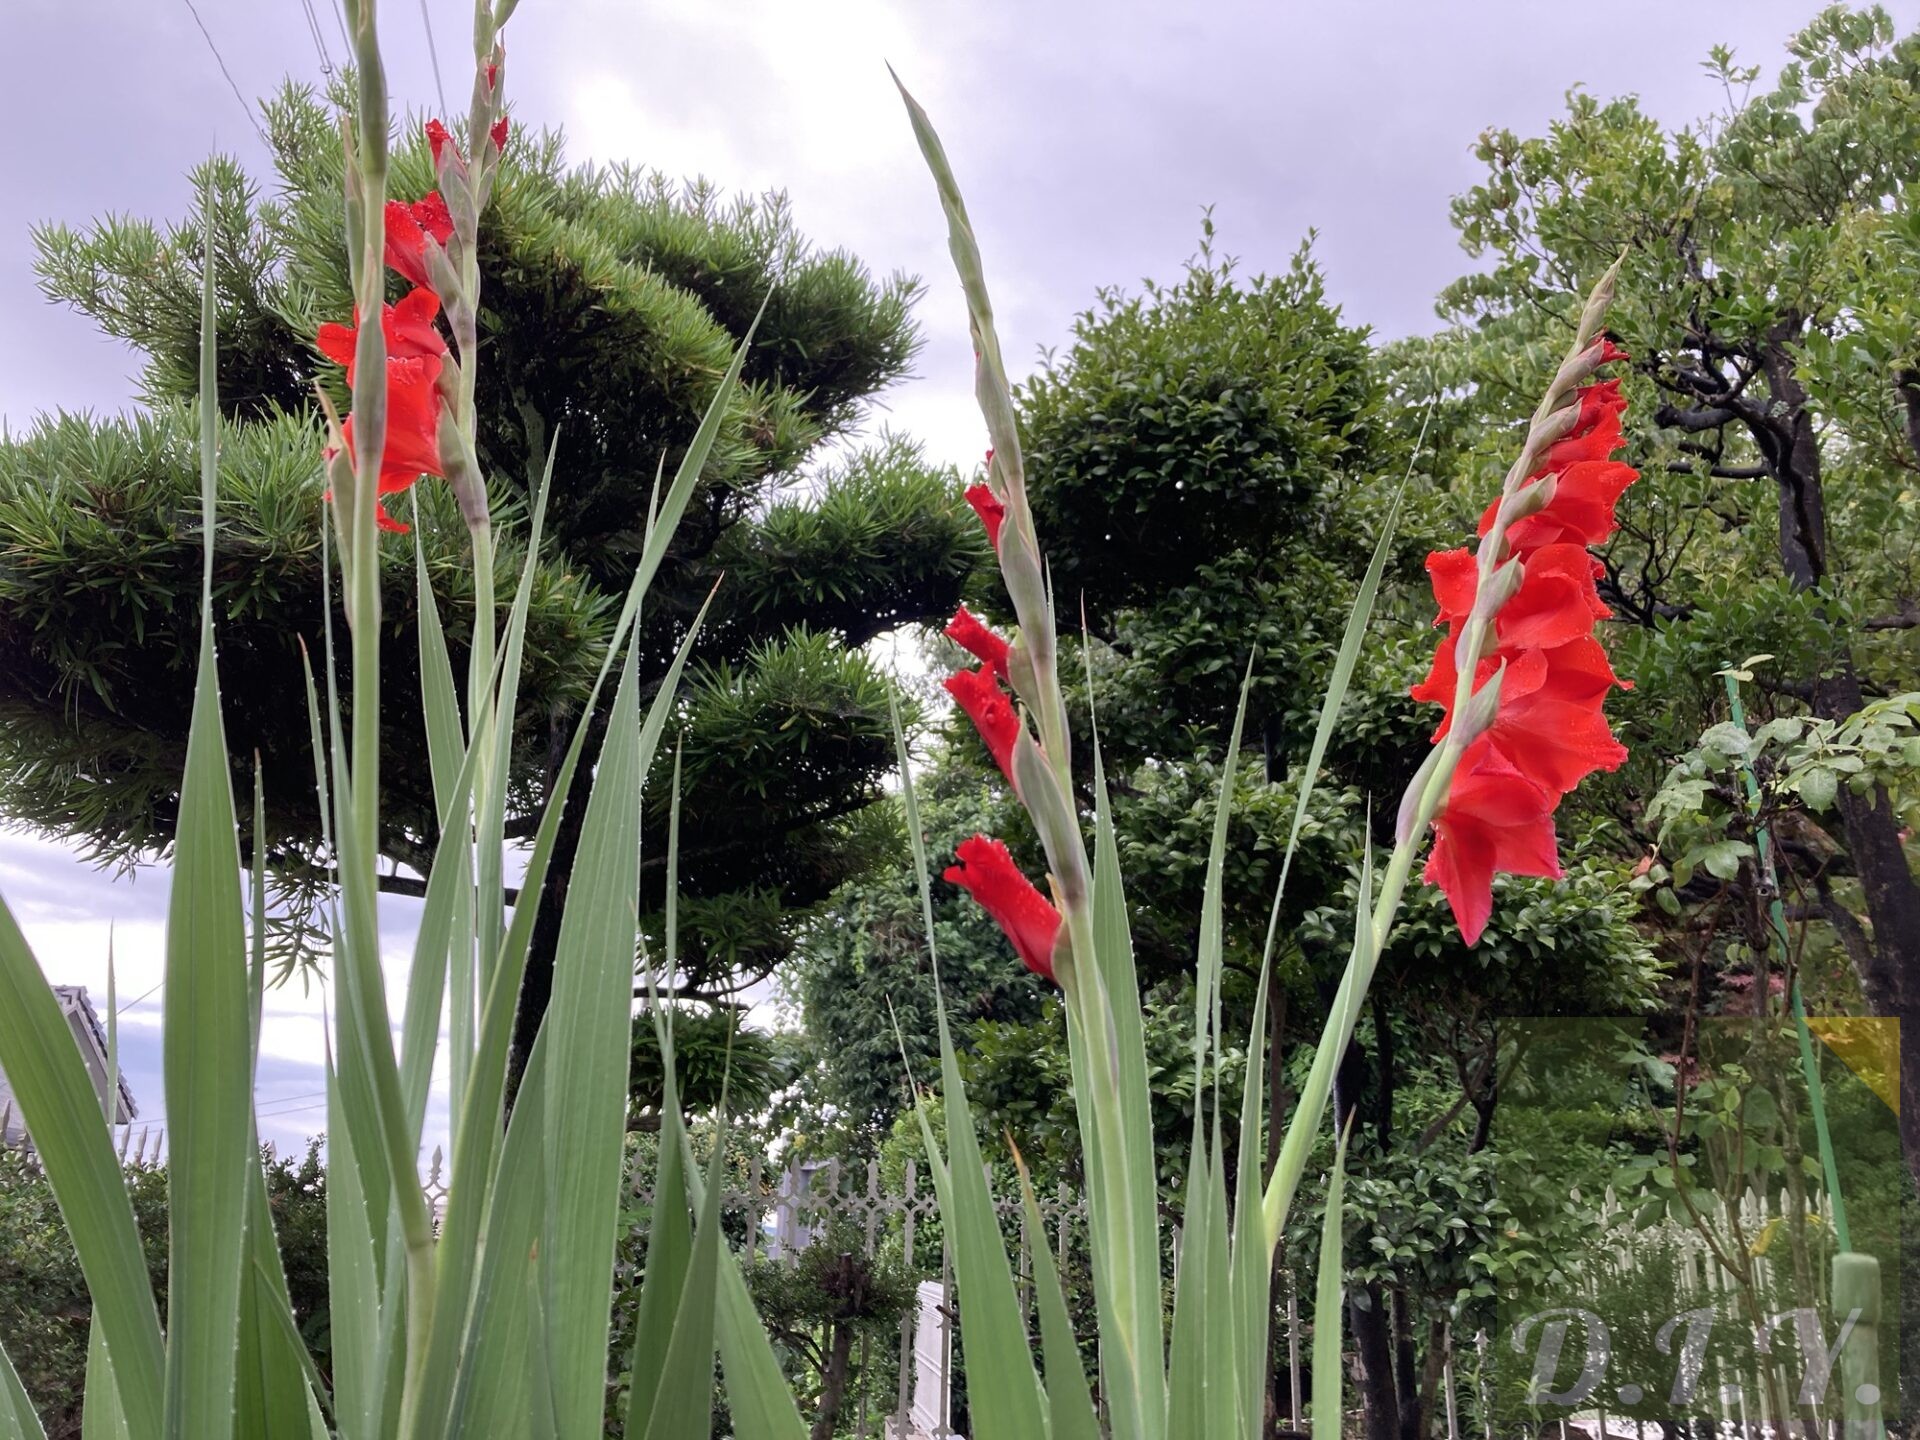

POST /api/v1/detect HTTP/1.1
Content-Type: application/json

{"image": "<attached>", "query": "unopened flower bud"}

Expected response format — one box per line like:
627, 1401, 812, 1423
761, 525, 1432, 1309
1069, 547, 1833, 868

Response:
423, 237, 462, 306
1452, 661, 1508, 746
1496, 473, 1558, 528
1472, 556, 1525, 620
1531, 396, 1582, 452
436, 407, 491, 531
1394, 746, 1444, 846
426, 119, 472, 194
1007, 640, 1039, 708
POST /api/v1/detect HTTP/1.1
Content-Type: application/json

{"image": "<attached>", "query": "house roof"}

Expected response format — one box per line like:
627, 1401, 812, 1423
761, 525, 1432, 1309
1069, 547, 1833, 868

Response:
53, 985, 138, 1122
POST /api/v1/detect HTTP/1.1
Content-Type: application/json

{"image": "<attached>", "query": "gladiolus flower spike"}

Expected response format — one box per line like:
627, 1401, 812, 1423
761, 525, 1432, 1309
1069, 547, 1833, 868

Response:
944, 836, 1061, 983
1414, 346, 1637, 944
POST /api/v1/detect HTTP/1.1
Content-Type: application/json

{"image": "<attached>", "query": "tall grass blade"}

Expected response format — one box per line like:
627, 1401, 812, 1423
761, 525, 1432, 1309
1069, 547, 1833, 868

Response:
1311, 1127, 1352, 1440
1085, 740, 1167, 1440
412, 600, 712, 1440
1257, 477, 1409, 968
1229, 964, 1273, 1435
639, 1123, 727, 1440
412, 502, 474, 1129
0, 912, 164, 1440
160, 196, 252, 1440
622, 1064, 692, 1437
540, 641, 645, 1438
0, 1341, 46, 1440
325, 1043, 384, 1440
1266, 836, 1375, 1247
445, 1037, 550, 1440
1013, 1158, 1099, 1440
81, 1324, 128, 1440
476, 433, 559, 974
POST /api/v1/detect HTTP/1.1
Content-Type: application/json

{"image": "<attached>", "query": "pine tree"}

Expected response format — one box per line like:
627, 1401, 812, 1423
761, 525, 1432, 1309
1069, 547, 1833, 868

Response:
0, 81, 983, 1076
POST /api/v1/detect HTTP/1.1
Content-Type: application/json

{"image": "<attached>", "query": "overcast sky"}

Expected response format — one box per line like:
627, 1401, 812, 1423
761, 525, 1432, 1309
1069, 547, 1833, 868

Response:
3, 0, 1906, 1163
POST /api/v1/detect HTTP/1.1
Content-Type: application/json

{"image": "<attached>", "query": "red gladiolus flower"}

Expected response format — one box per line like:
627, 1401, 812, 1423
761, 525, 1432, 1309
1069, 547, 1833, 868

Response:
1422, 742, 1563, 947
1535, 404, 1625, 474
1412, 633, 1627, 795
384, 193, 455, 290
1415, 344, 1635, 944
316, 288, 447, 382
945, 665, 1020, 786
1425, 544, 1609, 650
946, 605, 1010, 681
327, 352, 447, 534
1414, 631, 1629, 741
944, 835, 1061, 982
1483, 460, 1639, 555
490, 118, 510, 152
965, 483, 1006, 552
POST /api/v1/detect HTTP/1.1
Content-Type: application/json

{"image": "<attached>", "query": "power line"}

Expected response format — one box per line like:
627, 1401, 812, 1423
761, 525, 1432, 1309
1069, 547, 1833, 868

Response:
326, 0, 352, 64
116, 978, 165, 1016
418, 0, 449, 120
177, 0, 270, 147
298, 0, 338, 78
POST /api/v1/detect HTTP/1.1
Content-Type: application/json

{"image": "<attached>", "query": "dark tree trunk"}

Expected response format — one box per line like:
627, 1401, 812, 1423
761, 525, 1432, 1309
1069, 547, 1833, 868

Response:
1417, 1316, 1448, 1440
810, 1255, 863, 1440
1759, 335, 1920, 1188
1350, 1282, 1400, 1440
811, 1319, 857, 1440
1390, 1287, 1422, 1440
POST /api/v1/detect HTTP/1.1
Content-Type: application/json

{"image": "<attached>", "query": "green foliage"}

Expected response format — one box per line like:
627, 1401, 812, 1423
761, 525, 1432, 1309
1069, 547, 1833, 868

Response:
742, 1220, 916, 1433
629, 1011, 784, 1121
0, 1147, 329, 1440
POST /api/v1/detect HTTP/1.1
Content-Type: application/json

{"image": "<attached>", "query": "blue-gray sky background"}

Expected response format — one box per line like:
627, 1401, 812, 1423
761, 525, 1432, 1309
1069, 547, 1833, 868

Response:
2, 0, 1903, 1160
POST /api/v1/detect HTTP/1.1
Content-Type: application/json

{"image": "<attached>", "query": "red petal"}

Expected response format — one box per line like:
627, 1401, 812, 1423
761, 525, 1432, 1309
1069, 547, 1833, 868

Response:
945, 605, 1010, 681
1425, 548, 1479, 626
965, 484, 1006, 552
945, 666, 1020, 785
412, 192, 454, 244
316, 321, 356, 367
1494, 544, 1609, 649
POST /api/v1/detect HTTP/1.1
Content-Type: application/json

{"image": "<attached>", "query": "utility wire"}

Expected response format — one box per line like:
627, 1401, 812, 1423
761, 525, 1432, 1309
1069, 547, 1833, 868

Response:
419, 0, 449, 120
298, 0, 337, 78
177, 0, 270, 147
116, 978, 165, 1016
326, 0, 352, 66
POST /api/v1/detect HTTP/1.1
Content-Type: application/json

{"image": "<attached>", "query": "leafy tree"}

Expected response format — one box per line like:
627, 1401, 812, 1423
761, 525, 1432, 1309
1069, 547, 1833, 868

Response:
1, 83, 982, 1074
1412, 2, 1920, 1179
0, 1146, 329, 1440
